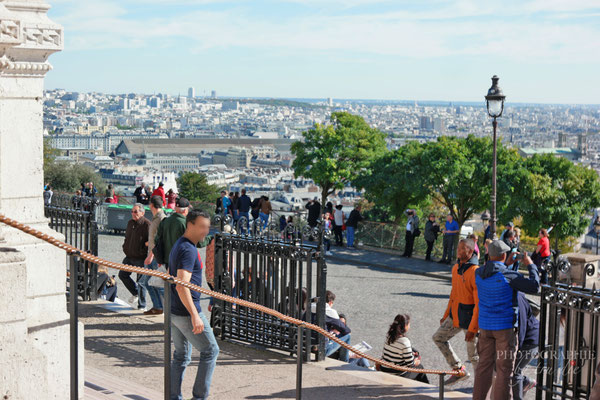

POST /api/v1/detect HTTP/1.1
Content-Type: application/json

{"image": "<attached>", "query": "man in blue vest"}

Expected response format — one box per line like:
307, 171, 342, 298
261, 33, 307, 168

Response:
473, 240, 540, 400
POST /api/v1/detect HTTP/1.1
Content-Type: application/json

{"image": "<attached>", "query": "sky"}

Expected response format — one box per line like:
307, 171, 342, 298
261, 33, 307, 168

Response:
45, 0, 600, 104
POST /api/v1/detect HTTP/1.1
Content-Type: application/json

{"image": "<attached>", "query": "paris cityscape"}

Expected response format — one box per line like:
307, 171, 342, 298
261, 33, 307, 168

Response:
2, 0, 600, 399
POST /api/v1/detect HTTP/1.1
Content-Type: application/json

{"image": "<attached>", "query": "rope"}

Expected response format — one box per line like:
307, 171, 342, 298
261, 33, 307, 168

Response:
0, 213, 462, 377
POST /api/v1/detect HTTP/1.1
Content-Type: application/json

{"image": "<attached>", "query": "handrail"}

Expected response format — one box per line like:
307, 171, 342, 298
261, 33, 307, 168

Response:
0, 213, 462, 378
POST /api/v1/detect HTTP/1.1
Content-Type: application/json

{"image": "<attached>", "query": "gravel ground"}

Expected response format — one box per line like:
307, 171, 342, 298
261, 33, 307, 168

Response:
98, 232, 537, 398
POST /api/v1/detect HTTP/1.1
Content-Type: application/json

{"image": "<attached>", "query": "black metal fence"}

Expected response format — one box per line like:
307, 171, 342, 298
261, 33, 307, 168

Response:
212, 215, 328, 361
537, 256, 600, 399
45, 205, 99, 300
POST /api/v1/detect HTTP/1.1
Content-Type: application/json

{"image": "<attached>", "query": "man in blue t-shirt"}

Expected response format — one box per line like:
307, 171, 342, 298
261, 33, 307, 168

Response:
168, 210, 219, 400
439, 214, 460, 264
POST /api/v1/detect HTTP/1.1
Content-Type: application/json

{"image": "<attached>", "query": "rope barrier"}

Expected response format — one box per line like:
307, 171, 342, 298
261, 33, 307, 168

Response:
0, 213, 462, 377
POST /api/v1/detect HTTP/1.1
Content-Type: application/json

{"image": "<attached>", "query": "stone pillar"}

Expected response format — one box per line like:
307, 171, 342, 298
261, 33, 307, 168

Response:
0, 2, 79, 399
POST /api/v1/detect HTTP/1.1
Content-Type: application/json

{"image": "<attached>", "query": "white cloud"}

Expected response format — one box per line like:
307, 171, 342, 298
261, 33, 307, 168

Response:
50, 0, 600, 63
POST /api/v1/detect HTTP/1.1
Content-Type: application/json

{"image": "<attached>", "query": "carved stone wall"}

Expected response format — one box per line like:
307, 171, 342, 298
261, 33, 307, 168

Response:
0, 2, 80, 399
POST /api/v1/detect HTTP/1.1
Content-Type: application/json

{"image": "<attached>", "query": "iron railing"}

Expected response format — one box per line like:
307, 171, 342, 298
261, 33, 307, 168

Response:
537, 256, 600, 399
45, 205, 99, 300
356, 220, 445, 258
212, 215, 328, 361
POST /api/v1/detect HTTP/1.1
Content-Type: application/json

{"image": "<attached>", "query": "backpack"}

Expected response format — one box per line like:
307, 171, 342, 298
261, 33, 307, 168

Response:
152, 220, 167, 264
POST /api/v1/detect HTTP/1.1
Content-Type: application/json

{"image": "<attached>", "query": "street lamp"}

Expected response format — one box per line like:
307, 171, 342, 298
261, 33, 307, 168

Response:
485, 75, 506, 239
593, 217, 600, 255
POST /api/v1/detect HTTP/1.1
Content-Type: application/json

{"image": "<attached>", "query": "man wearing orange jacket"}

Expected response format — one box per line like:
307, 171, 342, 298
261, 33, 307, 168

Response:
432, 238, 480, 385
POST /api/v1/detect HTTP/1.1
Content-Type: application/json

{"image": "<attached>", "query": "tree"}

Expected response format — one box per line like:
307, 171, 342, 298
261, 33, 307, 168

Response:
44, 161, 105, 193
354, 141, 429, 223
291, 112, 387, 206
511, 154, 600, 242
43, 137, 59, 171
414, 135, 524, 229
177, 172, 221, 203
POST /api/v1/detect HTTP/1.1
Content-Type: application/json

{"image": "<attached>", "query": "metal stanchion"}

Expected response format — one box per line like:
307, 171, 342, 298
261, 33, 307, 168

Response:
296, 324, 304, 400
70, 253, 80, 400
164, 278, 172, 400
438, 373, 445, 399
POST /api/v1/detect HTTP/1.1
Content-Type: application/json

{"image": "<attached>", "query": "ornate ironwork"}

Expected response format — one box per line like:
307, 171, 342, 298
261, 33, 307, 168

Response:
211, 214, 328, 360
537, 255, 600, 399
45, 205, 99, 301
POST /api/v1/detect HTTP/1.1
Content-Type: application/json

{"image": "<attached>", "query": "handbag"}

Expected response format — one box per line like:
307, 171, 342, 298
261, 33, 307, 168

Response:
149, 265, 168, 288
342, 224, 346, 231
414, 227, 421, 237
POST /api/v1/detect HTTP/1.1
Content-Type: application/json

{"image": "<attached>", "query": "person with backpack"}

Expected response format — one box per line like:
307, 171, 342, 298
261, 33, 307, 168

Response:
433, 239, 480, 386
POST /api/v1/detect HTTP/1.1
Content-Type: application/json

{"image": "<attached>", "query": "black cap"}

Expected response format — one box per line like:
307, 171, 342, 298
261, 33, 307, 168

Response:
176, 197, 190, 208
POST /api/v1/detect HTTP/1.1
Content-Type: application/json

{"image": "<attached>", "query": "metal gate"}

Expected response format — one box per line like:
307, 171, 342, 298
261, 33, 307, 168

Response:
537, 255, 600, 399
45, 205, 99, 300
212, 215, 328, 361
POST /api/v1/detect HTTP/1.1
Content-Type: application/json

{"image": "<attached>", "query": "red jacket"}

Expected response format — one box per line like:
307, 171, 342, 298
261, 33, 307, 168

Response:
151, 187, 166, 206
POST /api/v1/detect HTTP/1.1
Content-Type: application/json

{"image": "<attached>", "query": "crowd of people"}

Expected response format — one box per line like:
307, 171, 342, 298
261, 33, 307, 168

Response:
101, 194, 218, 400
317, 235, 542, 400
89, 184, 566, 399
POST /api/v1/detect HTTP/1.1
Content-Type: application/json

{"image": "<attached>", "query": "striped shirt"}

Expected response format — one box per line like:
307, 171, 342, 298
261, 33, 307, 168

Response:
382, 336, 414, 372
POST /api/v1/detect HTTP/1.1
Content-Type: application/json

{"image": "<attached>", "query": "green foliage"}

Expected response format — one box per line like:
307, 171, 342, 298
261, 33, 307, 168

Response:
44, 161, 106, 193
291, 112, 387, 206
354, 141, 429, 223
356, 134, 600, 243
43, 137, 59, 171
357, 135, 523, 226
511, 154, 600, 240
177, 172, 221, 203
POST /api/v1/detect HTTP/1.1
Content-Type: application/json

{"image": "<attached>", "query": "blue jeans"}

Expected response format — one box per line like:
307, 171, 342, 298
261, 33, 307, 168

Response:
171, 313, 220, 400
119, 257, 147, 308
138, 260, 164, 310
325, 333, 351, 362
259, 212, 269, 229
346, 227, 355, 247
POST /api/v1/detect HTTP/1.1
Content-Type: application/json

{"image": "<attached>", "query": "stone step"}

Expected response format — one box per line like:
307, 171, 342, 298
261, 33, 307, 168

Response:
85, 367, 162, 400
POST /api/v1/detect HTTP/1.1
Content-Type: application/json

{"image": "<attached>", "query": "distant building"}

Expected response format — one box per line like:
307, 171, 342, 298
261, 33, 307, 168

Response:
519, 147, 580, 161
188, 87, 195, 99
222, 101, 239, 111
419, 116, 432, 131
211, 90, 217, 99
213, 147, 251, 168
327, 97, 333, 107
433, 118, 445, 134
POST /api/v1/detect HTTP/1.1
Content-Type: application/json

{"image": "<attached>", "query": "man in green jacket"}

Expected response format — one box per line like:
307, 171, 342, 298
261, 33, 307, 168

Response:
156, 197, 190, 266
156, 197, 214, 266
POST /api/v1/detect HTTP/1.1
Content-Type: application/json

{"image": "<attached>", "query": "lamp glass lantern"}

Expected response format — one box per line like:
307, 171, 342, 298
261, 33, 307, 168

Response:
485, 75, 506, 118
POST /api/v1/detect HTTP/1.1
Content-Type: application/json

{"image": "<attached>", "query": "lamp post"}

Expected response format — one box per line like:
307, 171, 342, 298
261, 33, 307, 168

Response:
485, 75, 506, 240
594, 217, 600, 255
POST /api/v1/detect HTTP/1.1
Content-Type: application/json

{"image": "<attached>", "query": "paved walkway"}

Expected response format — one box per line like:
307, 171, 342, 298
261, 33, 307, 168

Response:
82, 301, 470, 399
327, 245, 454, 281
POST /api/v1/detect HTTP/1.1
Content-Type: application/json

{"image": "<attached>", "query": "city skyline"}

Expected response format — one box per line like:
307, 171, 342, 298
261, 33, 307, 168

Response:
46, 0, 600, 104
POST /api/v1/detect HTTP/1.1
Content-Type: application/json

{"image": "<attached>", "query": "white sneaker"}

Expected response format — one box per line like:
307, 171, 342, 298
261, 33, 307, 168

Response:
129, 295, 138, 305
326, 251, 333, 256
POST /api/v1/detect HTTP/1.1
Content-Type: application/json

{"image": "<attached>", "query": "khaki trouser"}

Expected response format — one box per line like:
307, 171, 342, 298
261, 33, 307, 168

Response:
432, 317, 479, 370
473, 328, 517, 400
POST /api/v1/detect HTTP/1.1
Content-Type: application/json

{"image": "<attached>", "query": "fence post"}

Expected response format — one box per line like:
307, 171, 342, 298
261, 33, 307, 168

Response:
316, 254, 327, 361
69, 253, 80, 400
438, 374, 445, 400
164, 279, 172, 400
296, 324, 304, 400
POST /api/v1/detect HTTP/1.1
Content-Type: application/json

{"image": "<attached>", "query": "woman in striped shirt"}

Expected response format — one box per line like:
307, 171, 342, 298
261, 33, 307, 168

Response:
380, 314, 429, 383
